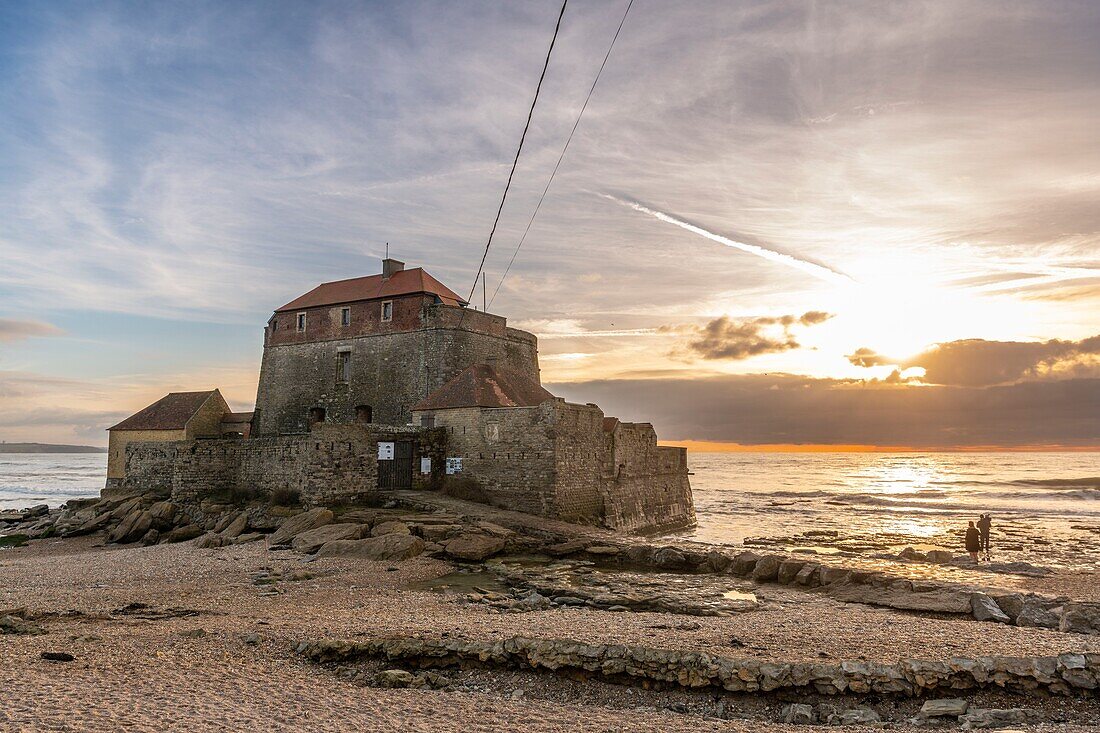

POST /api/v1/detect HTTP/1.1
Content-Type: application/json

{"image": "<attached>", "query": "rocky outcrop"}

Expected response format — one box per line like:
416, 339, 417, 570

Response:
298, 635, 1100, 697
268, 509, 334, 546
444, 534, 505, 561
315, 534, 425, 561
291, 523, 366, 554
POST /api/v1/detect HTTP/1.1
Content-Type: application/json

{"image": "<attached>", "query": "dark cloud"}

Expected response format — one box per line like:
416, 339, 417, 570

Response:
849, 335, 1100, 386
686, 312, 832, 360
548, 375, 1100, 449
0, 319, 62, 342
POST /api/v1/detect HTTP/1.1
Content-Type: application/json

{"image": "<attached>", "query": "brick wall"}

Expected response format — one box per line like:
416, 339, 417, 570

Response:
254, 302, 539, 434
599, 422, 695, 533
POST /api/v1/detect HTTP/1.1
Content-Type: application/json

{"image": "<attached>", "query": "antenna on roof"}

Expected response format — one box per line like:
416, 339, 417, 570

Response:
385, 242, 389, 258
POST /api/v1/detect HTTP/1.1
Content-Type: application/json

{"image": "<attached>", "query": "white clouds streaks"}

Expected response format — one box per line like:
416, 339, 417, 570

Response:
601, 195, 853, 287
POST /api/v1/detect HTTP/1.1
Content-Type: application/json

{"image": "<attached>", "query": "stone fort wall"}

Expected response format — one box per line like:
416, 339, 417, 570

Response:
121, 424, 444, 507
254, 300, 539, 434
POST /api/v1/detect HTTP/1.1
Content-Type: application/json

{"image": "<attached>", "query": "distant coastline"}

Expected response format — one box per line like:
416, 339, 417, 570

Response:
0, 442, 107, 454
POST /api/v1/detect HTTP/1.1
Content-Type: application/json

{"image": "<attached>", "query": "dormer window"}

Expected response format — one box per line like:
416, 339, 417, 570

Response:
296, 312, 306, 332
381, 300, 393, 322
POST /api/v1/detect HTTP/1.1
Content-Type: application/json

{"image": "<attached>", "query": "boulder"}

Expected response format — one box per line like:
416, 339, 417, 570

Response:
776, 559, 805, 584
818, 567, 852, 585
417, 524, 460, 543
545, 539, 589, 557
316, 534, 425, 561
444, 534, 506, 561
140, 529, 160, 546
991, 593, 1025, 622
729, 551, 761, 576
827, 583, 973, 614
794, 564, 820, 586
752, 555, 782, 582
1016, 601, 1060, 629
195, 532, 228, 549
268, 509, 334, 546
220, 512, 249, 539
375, 669, 417, 688
147, 501, 178, 529
920, 699, 969, 718
66, 512, 113, 537
898, 546, 926, 561
653, 547, 689, 569
162, 524, 204, 544
703, 551, 733, 573
233, 532, 266, 544
959, 708, 1038, 729
779, 703, 815, 724
108, 510, 153, 544
925, 550, 954, 564
370, 521, 410, 537
837, 708, 881, 725
291, 523, 366, 554
108, 497, 143, 522
1059, 601, 1100, 635
971, 593, 1010, 623
25, 504, 49, 518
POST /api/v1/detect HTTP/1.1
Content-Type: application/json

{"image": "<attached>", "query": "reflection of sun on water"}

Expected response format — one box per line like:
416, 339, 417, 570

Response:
880, 517, 941, 538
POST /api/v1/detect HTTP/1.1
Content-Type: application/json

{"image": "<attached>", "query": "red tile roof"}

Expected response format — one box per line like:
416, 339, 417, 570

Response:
412, 364, 555, 411
108, 391, 219, 431
275, 268, 467, 312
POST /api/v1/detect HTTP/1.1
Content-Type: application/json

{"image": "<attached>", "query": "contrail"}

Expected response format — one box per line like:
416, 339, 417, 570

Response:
602, 194, 853, 286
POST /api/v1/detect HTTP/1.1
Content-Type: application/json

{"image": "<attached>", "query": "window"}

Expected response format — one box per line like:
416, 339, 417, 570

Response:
296, 312, 306, 332
309, 407, 326, 425
420, 414, 435, 428
355, 405, 373, 423
337, 351, 351, 382
341, 307, 351, 326
381, 300, 393, 322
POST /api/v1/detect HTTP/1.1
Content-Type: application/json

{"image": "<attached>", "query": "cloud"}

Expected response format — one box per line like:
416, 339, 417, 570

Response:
548, 374, 1100, 449
685, 311, 832, 360
849, 334, 1100, 386
0, 318, 63, 342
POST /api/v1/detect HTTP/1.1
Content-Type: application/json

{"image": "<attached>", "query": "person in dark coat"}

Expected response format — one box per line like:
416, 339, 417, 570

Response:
977, 514, 992, 555
965, 521, 981, 562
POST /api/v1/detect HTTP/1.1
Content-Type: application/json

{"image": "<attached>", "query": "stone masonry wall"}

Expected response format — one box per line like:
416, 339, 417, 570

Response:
121, 423, 445, 507
548, 402, 605, 522
600, 422, 694, 533
254, 302, 539, 434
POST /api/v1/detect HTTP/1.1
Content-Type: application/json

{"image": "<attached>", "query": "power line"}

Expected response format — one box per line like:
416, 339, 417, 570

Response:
467, 0, 569, 305
488, 0, 635, 309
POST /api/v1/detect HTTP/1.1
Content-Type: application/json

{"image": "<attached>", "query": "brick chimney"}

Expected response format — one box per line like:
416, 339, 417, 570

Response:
382, 257, 405, 279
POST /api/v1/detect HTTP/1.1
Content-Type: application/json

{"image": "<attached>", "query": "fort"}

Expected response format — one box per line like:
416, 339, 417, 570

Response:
106, 258, 695, 534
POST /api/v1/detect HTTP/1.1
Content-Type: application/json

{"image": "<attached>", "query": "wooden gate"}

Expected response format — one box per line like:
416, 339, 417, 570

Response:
378, 440, 414, 489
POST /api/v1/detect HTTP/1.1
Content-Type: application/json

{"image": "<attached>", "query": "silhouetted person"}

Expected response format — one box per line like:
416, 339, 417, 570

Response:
965, 521, 981, 562
977, 514, 992, 555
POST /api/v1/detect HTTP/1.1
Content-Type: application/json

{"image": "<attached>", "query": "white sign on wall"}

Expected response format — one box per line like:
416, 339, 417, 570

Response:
445, 457, 463, 475
377, 442, 395, 460
420, 457, 432, 474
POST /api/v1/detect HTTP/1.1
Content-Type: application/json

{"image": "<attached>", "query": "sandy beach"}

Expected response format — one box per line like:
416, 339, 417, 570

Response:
3, 520, 1100, 732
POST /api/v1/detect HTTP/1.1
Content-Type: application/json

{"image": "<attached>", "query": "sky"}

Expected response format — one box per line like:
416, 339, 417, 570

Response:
0, 0, 1098, 449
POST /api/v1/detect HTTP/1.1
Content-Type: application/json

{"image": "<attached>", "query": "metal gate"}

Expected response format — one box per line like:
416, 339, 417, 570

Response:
378, 441, 414, 489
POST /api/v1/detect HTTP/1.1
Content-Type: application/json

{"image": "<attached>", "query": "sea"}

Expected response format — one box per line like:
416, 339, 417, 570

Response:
2, 451, 1099, 560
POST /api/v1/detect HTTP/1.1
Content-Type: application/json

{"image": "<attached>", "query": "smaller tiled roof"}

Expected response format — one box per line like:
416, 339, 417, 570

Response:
108, 391, 218, 431
276, 268, 467, 312
221, 411, 254, 424
413, 364, 555, 411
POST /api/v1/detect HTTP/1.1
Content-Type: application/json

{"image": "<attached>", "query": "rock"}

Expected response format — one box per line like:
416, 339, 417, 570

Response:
26, 504, 49, 518
545, 539, 590, 557
179, 628, 207, 638
418, 524, 460, 543
316, 534, 425, 561
729, 551, 760, 576
703, 551, 733, 573
291, 523, 366, 554
194, 532, 228, 549
162, 525, 203, 544
221, 512, 249, 539
370, 520, 410, 537
960, 708, 1038, 729
837, 708, 881, 725
242, 633, 260, 646
0, 534, 29, 548
780, 703, 815, 724
147, 501, 178, 529
585, 545, 622, 556
776, 559, 804, 584
108, 497, 143, 521
140, 529, 160, 546
794, 563, 820, 586
66, 512, 113, 537
898, 546, 927, 561
375, 669, 416, 688
444, 534, 506, 561
234, 532, 265, 544
921, 699, 969, 718
268, 509, 334, 546
475, 521, 513, 538
971, 593, 1010, 623
108, 510, 153, 544
925, 550, 954, 564
818, 567, 851, 585
653, 547, 689, 569
752, 555, 782, 582
827, 583, 973, 614
41, 651, 74, 662
1, 614, 45, 635
991, 593, 1025, 621
1059, 601, 1100, 634
1016, 601, 1060, 629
